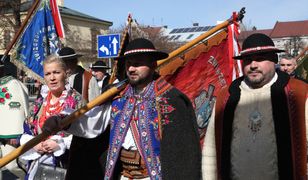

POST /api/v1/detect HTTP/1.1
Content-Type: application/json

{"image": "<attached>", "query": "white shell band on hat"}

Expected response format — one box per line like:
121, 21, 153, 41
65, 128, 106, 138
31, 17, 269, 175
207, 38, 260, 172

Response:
59, 53, 79, 58
91, 65, 109, 68
124, 48, 156, 55
240, 46, 278, 55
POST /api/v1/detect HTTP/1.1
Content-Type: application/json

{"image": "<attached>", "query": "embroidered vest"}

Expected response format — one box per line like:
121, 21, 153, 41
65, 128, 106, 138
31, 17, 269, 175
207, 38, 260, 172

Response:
73, 67, 92, 102
105, 78, 173, 180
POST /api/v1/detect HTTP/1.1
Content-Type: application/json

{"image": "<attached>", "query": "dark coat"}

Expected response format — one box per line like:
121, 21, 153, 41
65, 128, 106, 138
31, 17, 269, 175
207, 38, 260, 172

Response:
105, 77, 201, 179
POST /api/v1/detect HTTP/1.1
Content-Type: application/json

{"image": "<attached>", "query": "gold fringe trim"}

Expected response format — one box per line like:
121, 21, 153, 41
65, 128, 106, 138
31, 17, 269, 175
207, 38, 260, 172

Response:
10, 57, 45, 84
158, 29, 228, 76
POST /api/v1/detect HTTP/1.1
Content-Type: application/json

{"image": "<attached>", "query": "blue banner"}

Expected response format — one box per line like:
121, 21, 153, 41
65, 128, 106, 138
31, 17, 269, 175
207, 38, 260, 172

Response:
13, 0, 59, 78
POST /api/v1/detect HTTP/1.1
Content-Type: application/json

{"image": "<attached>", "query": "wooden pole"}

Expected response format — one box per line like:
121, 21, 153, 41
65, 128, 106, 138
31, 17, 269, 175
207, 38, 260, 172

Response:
109, 15, 132, 84
0, 79, 127, 168
1, 0, 41, 63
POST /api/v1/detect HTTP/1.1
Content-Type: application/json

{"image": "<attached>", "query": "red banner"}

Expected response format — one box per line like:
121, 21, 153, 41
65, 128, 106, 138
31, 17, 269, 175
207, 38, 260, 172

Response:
167, 38, 230, 98
161, 25, 241, 137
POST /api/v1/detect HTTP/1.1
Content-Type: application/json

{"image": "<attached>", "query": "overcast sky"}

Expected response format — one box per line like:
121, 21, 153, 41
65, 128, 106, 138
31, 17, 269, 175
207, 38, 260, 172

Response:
64, 0, 308, 30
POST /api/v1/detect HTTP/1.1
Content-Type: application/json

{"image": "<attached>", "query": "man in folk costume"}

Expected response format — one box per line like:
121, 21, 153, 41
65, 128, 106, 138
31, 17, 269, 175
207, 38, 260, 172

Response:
58, 47, 104, 179
103, 38, 201, 179
90, 61, 118, 94
45, 38, 201, 179
202, 33, 308, 180
0, 60, 29, 177
58, 47, 100, 102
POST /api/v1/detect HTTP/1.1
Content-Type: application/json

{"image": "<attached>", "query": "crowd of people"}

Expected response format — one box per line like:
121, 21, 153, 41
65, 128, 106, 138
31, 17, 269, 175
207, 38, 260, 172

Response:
0, 33, 307, 180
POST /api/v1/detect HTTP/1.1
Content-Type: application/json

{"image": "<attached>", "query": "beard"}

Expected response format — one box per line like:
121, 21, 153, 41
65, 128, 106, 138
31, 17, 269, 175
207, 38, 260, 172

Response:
128, 76, 148, 86
245, 75, 265, 87
127, 72, 153, 88
244, 70, 265, 88
244, 69, 275, 88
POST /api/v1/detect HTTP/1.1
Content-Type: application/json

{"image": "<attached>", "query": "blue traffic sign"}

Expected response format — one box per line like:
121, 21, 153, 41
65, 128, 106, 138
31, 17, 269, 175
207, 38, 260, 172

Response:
97, 34, 120, 58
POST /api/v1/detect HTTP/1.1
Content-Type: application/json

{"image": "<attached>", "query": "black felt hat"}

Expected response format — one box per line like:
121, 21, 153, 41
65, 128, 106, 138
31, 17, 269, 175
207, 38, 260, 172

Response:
58, 47, 83, 60
90, 61, 110, 69
116, 38, 168, 61
233, 33, 284, 59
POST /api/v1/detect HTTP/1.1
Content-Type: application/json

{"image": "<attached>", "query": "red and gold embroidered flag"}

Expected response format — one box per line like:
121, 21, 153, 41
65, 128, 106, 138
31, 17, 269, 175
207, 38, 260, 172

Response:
159, 23, 241, 138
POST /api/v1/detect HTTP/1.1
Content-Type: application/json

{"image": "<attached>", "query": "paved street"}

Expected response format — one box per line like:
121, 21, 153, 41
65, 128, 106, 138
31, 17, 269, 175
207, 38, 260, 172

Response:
1, 168, 25, 180
1, 145, 25, 180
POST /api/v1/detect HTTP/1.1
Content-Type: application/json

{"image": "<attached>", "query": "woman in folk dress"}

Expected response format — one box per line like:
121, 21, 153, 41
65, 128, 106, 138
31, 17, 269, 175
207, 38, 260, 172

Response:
20, 54, 83, 180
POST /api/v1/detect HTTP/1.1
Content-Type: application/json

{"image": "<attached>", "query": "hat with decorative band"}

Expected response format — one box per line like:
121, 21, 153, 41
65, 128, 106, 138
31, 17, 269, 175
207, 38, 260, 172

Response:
90, 61, 110, 69
58, 47, 83, 60
116, 38, 168, 61
233, 33, 284, 59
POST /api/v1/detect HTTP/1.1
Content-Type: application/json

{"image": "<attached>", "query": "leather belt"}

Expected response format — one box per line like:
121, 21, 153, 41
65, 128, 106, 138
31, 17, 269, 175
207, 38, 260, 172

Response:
120, 149, 149, 179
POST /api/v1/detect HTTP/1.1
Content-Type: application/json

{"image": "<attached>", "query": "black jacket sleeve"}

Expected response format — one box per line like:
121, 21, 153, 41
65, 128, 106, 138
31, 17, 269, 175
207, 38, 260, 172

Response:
160, 88, 201, 180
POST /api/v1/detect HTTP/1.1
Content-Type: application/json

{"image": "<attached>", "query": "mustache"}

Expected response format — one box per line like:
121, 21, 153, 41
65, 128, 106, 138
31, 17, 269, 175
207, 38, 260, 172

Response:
248, 70, 262, 74
128, 72, 138, 76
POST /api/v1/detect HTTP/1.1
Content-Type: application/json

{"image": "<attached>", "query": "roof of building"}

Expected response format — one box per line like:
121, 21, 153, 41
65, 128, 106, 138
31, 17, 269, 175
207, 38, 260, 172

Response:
270, 20, 308, 38
1, 1, 112, 26
163, 25, 215, 42
239, 20, 308, 42
239, 29, 272, 41
59, 6, 112, 25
